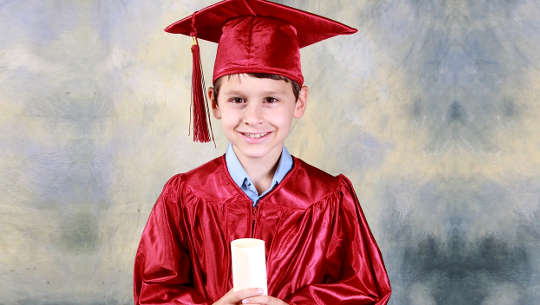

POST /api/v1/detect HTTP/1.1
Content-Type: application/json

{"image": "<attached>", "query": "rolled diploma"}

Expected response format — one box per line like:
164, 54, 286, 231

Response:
231, 238, 268, 295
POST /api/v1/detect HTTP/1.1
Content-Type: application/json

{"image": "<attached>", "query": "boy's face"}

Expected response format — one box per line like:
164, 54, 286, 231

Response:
209, 74, 307, 161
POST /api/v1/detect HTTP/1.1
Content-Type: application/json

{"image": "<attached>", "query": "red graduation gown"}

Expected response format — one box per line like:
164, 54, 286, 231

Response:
134, 155, 391, 305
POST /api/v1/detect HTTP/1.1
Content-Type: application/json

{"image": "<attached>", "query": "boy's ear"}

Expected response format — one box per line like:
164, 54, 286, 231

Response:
294, 85, 308, 119
208, 87, 221, 120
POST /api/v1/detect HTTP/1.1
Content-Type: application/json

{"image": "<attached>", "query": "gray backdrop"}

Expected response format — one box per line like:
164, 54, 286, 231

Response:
1, 0, 539, 304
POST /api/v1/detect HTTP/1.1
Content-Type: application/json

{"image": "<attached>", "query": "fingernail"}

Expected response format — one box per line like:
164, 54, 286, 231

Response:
257, 288, 264, 294
242, 299, 248, 304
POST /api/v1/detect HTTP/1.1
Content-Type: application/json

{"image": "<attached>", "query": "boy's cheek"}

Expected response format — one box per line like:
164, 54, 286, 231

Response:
220, 116, 240, 132
220, 109, 245, 123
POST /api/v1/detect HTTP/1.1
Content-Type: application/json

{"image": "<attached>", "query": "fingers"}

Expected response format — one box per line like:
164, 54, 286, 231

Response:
240, 295, 288, 305
219, 288, 264, 304
234, 288, 265, 301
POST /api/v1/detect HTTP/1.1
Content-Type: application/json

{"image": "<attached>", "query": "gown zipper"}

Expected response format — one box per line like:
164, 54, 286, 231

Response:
251, 205, 258, 237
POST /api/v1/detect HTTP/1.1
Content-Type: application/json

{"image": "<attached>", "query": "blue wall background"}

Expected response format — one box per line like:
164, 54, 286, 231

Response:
1, 0, 539, 304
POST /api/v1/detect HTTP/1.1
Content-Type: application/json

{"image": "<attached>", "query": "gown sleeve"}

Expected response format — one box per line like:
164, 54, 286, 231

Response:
133, 174, 210, 305
284, 175, 391, 305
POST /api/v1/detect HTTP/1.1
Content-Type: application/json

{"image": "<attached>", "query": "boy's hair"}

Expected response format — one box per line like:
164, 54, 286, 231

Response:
212, 73, 301, 102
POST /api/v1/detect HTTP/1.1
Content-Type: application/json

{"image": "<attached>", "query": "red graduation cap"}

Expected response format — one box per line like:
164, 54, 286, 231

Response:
165, 0, 357, 142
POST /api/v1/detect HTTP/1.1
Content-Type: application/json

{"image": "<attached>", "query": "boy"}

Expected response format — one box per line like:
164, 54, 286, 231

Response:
134, 0, 391, 304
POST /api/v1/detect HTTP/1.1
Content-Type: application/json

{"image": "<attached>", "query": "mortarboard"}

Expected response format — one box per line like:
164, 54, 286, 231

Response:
165, 0, 357, 142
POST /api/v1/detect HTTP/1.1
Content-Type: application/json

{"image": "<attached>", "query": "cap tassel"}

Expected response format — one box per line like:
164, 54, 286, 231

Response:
190, 36, 214, 143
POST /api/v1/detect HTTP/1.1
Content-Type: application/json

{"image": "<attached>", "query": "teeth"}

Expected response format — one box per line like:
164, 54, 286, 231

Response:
243, 132, 268, 138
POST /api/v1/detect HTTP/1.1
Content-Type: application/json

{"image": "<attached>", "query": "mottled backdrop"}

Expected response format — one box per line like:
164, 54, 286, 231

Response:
1, 0, 539, 304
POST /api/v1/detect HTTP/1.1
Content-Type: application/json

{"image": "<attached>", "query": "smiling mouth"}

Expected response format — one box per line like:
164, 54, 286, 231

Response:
239, 131, 271, 139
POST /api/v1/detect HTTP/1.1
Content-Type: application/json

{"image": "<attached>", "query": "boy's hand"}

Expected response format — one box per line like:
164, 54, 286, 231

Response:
212, 288, 264, 305
212, 288, 289, 305
240, 294, 289, 305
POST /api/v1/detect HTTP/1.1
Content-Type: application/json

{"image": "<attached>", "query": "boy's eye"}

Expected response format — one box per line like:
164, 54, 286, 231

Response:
229, 97, 246, 104
264, 97, 279, 103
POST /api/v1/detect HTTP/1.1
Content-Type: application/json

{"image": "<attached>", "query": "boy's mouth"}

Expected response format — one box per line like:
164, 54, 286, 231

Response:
239, 131, 272, 140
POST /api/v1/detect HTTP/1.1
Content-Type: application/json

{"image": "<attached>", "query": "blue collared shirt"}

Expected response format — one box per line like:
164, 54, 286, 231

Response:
225, 144, 293, 206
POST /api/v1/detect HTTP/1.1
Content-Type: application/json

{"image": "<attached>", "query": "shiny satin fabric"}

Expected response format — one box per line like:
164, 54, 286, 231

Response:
134, 156, 391, 304
214, 16, 303, 86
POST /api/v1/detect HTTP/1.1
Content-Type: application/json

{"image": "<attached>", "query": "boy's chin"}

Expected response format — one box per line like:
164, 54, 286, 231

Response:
233, 143, 283, 160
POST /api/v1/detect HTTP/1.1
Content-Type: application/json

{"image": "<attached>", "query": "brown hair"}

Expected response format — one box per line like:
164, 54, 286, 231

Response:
212, 73, 301, 102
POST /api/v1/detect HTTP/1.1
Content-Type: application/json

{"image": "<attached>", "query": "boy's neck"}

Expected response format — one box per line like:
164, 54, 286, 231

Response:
233, 145, 283, 194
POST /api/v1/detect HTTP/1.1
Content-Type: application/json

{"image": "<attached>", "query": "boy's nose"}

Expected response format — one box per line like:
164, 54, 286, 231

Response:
242, 103, 263, 125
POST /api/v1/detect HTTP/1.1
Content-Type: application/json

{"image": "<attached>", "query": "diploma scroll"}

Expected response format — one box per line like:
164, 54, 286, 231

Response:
230, 238, 268, 295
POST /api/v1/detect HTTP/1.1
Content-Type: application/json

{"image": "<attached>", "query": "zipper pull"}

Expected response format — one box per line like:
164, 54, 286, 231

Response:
251, 206, 257, 237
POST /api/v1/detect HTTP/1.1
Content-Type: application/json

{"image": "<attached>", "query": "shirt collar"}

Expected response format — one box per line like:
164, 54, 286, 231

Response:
225, 143, 292, 193
272, 145, 293, 186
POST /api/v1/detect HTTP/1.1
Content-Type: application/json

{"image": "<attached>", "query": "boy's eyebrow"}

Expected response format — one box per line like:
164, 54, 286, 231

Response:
221, 89, 288, 96
220, 90, 248, 96
259, 89, 288, 95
